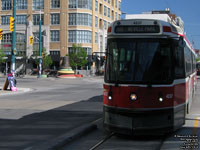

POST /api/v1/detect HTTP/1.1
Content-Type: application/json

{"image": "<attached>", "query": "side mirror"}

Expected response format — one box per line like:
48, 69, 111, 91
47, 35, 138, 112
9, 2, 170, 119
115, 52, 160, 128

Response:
178, 38, 186, 48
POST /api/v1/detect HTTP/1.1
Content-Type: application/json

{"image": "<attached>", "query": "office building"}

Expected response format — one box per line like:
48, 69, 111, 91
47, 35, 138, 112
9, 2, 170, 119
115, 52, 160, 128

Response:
0, 0, 122, 70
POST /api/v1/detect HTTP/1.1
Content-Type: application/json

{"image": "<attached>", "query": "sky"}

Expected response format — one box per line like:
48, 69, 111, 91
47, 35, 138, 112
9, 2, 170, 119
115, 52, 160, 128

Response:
121, 0, 200, 50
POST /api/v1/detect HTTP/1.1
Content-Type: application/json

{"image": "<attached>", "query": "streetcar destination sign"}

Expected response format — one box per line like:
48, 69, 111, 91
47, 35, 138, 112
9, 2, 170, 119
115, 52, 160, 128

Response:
115, 25, 160, 33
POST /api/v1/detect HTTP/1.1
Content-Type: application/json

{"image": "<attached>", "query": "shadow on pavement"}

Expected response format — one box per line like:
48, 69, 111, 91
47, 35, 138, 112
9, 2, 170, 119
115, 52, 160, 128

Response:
0, 95, 103, 150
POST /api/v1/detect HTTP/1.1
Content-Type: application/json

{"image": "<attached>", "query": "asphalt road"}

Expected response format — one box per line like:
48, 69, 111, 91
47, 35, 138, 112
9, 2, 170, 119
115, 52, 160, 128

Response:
0, 76, 103, 119
0, 76, 104, 150
0, 76, 199, 150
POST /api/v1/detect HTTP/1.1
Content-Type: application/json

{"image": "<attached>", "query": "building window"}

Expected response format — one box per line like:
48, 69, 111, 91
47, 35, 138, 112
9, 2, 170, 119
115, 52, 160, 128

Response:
33, 33, 39, 43
1, 16, 11, 25
95, 0, 98, 11
16, 0, 27, 10
115, 0, 117, 8
51, 0, 60, 8
95, 16, 98, 27
68, 47, 91, 55
104, 20, 107, 30
68, 13, 92, 27
1, 15, 26, 25
51, 30, 60, 42
118, 1, 121, 10
16, 15, 27, 24
108, 22, 111, 27
51, 14, 60, 25
68, 0, 76, 8
2, 33, 12, 43
33, 32, 43, 43
108, 8, 110, 18
69, 0, 92, 10
108, 0, 110, 4
115, 12, 117, 20
16, 33, 26, 43
68, 30, 92, 43
33, 14, 44, 25
104, 6, 107, 16
1, 33, 25, 43
95, 32, 98, 43
1, 0, 11, 10
33, 0, 44, 10
50, 51, 60, 55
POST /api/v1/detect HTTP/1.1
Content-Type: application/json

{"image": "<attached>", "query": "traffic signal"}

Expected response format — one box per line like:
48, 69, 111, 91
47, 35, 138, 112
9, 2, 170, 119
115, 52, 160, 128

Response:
0, 29, 3, 40
10, 17, 15, 32
29, 36, 33, 45
42, 52, 45, 58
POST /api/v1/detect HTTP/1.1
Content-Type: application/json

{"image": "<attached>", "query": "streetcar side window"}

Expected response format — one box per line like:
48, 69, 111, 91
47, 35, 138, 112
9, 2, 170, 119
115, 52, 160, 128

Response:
174, 46, 185, 79
105, 42, 118, 81
192, 54, 196, 73
184, 46, 193, 76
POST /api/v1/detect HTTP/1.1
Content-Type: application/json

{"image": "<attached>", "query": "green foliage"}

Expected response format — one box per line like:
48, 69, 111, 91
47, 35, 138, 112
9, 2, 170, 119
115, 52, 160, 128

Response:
43, 55, 53, 69
34, 48, 53, 69
0, 49, 6, 64
69, 44, 88, 69
196, 57, 200, 62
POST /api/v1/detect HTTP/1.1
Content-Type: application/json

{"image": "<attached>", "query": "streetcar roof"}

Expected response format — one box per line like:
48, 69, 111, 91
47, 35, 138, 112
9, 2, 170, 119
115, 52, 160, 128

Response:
126, 14, 171, 22
108, 14, 196, 55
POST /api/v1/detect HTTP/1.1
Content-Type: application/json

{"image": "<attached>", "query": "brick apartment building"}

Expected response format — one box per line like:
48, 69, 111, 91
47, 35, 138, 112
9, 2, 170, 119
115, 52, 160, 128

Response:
0, 0, 122, 71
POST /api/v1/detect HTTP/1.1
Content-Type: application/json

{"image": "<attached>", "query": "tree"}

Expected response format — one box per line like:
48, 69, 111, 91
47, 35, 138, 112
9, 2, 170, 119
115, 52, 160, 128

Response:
69, 44, 88, 69
34, 48, 53, 69
0, 49, 6, 64
43, 55, 53, 69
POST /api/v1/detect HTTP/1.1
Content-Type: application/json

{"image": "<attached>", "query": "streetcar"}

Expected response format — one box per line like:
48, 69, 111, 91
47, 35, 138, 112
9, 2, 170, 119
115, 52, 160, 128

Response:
197, 61, 200, 75
103, 13, 197, 135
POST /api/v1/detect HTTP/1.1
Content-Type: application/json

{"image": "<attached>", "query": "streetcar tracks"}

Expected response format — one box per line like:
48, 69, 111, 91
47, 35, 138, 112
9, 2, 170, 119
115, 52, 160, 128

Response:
88, 132, 115, 150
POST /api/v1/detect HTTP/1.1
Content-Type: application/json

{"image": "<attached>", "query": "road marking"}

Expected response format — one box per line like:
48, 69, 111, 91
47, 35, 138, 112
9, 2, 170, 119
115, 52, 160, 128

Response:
192, 117, 199, 135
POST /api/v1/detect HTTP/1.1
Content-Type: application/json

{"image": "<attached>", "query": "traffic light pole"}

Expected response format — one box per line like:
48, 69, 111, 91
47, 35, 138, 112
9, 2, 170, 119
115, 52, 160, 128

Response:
38, 10, 42, 78
11, 0, 16, 75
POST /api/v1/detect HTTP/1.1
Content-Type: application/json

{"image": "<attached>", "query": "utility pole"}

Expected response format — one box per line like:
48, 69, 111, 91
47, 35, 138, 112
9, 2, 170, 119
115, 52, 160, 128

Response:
38, 10, 42, 78
11, 0, 16, 75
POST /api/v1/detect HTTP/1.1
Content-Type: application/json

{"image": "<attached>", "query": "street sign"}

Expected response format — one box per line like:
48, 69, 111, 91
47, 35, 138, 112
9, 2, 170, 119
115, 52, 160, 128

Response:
14, 48, 17, 55
3, 44, 12, 47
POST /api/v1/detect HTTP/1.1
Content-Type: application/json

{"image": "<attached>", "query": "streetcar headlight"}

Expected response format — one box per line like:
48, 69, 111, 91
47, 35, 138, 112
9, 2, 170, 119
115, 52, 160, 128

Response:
158, 92, 163, 102
130, 93, 137, 101
108, 95, 112, 100
108, 91, 112, 100
159, 97, 163, 102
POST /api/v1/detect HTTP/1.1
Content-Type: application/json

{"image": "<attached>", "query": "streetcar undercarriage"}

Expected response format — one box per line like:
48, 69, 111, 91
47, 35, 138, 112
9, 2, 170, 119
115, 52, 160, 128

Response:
103, 105, 185, 135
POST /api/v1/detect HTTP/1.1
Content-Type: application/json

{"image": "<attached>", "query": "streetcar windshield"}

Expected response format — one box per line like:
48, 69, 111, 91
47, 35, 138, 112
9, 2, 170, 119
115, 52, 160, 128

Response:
105, 38, 173, 84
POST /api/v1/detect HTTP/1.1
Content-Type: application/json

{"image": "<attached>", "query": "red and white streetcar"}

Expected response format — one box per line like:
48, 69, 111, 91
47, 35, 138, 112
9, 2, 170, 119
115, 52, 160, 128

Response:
103, 11, 197, 135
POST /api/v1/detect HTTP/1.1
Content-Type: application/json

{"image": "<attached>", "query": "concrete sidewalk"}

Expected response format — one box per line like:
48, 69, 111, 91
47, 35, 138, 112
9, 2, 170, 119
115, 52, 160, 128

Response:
0, 87, 33, 96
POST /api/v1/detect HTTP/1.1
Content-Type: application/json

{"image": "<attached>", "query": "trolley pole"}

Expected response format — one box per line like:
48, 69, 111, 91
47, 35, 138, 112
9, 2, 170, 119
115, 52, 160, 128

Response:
11, 0, 16, 75
38, 10, 42, 78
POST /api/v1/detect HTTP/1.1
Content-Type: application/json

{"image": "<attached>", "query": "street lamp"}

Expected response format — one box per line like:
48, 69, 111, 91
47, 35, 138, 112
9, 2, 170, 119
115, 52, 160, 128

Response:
38, 9, 42, 78
121, 12, 127, 19
11, 0, 16, 75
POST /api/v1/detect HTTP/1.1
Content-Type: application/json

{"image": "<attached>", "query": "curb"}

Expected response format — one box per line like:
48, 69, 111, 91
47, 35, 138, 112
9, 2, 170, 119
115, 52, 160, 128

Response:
0, 88, 33, 96
26, 123, 97, 150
